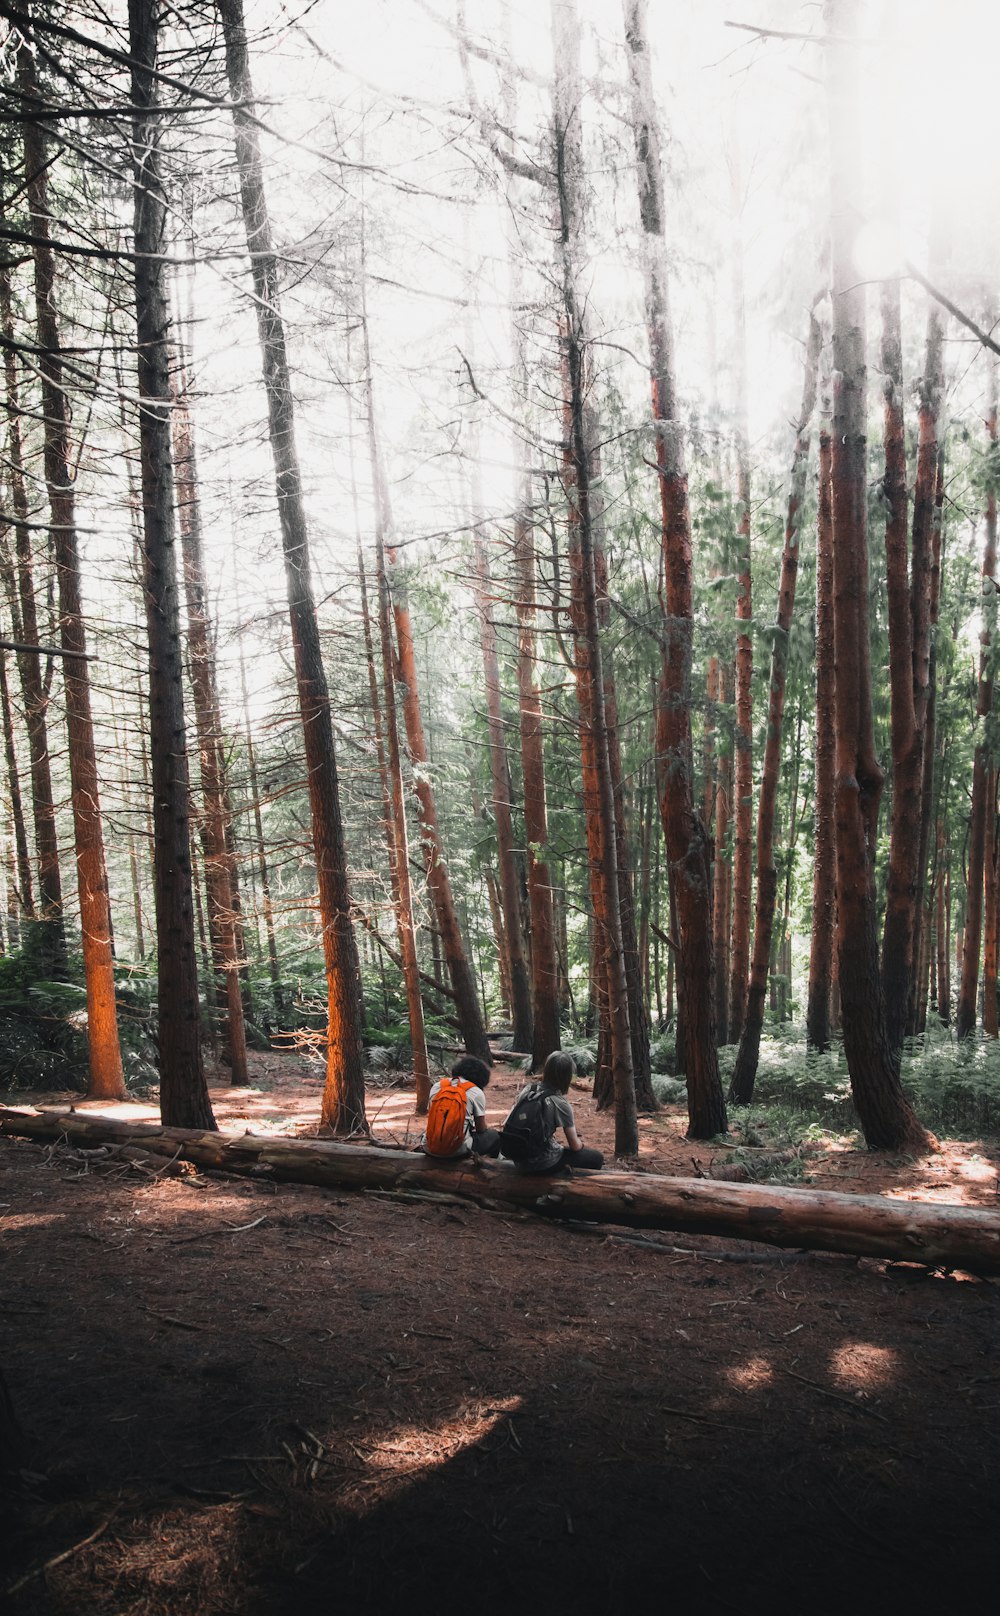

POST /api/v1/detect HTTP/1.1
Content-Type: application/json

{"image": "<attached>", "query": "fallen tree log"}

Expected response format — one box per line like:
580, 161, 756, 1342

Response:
2, 1105, 999, 1273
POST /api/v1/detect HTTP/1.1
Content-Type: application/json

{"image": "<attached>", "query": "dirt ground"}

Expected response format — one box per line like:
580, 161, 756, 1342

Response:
2, 1054, 999, 1614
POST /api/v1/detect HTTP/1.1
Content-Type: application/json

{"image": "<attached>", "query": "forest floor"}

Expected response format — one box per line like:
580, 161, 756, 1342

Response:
2, 1053, 999, 1614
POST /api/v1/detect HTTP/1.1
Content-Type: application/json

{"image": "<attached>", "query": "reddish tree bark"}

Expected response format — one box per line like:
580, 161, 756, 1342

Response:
218, 0, 365, 1131
129, 0, 215, 1130
730, 304, 821, 1102
824, 0, 930, 1152
624, 0, 725, 1139
20, 37, 123, 1096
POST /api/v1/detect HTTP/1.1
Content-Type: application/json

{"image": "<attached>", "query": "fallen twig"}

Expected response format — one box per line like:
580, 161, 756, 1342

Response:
784, 1368, 889, 1422
6, 1512, 115, 1596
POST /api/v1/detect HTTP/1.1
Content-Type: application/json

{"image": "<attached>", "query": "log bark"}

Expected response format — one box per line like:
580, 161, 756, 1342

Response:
3, 1105, 995, 1273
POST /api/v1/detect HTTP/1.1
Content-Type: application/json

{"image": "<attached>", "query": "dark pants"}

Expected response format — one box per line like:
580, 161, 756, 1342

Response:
558, 1145, 603, 1170
522, 1145, 604, 1173
472, 1128, 501, 1158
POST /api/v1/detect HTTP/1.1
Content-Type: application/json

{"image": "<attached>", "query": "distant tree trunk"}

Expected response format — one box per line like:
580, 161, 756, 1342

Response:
983, 769, 998, 1037
604, 669, 655, 1107
906, 303, 946, 1037
981, 360, 998, 1036
807, 309, 836, 1053
232, 578, 286, 1022
958, 371, 997, 1039
556, 0, 638, 1155
171, 355, 248, 1085
218, 0, 365, 1131
728, 189, 753, 1043
129, 0, 215, 1130
824, 0, 930, 1152
384, 549, 491, 1062
879, 269, 923, 1053
624, 0, 725, 1139
471, 535, 534, 1053
359, 313, 431, 1111
0, 650, 33, 922
958, 747, 988, 1039
712, 662, 732, 1039
0, 263, 64, 972
514, 492, 562, 1067
20, 40, 123, 1096
730, 303, 821, 1102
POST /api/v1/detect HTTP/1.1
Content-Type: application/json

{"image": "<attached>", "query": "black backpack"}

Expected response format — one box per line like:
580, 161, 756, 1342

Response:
500, 1084, 553, 1163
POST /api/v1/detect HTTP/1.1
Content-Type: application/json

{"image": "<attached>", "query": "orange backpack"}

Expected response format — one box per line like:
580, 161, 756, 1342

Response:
425, 1078, 475, 1157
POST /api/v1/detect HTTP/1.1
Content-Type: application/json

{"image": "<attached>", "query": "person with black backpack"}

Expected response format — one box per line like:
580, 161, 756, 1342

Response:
499, 1050, 604, 1173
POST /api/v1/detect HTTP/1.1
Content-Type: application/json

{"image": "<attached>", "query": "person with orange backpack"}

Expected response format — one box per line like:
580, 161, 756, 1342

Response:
422, 1056, 501, 1161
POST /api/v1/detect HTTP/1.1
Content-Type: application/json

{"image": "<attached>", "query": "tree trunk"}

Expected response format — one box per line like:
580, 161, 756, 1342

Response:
0, 262, 64, 973
957, 746, 988, 1039
879, 270, 924, 1053
0, 649, 33, 923
624, 0, 725, 1139
8, 1105, 1000, 1274
556, 0, 637, 1155
906, 309, 946, 1037
128, 0, 215, 1131
359, 312, 431, 1111
824, 0, 930, 1153
514, 493, 562, 1067
981, 365, 998, 1036
471, 536, 534, 1053
730, 304, 821, 1102
712, 663, 733, 1039
232, 580, 286, 1022
728, 182, 753, 1043
171, 352, 248, 1084
385, 551, 491, 1061
217, 0, 365, 1131
19, 39, 123, 1095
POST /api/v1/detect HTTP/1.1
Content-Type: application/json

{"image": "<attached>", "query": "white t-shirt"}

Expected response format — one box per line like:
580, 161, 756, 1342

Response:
422, 1078, 486, 1157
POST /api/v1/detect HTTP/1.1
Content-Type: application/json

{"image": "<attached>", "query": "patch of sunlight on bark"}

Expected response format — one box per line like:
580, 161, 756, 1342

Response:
828, 1343, 898, 1391
724, 1356, 773, 1391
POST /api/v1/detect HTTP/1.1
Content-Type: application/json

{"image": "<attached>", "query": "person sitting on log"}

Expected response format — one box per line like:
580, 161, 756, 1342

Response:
422, 1056, 501, 1160
500, 1050, 604, 1173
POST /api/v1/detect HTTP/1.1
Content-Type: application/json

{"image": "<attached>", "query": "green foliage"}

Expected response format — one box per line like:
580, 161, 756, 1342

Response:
902, 1035, 1000, 1136
0, 950, 88, 1091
